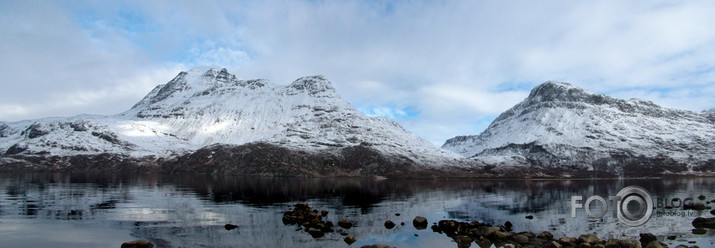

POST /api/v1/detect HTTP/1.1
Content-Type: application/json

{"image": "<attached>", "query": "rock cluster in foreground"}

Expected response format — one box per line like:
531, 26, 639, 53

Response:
281, 204, 710, 248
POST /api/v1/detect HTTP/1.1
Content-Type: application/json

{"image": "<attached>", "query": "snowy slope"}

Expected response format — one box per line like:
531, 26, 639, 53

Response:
1, 68, 459, 166
443, 81, 715, 171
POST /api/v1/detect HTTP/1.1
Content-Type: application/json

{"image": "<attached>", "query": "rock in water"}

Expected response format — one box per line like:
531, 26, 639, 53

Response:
412, 216, 428, 229
692, 217, 715, 229
224, 224, 238, 230
338, 219, 353, 229
344, 235, 357, 245
384, 220, 396, 229
121, 240, 154, 248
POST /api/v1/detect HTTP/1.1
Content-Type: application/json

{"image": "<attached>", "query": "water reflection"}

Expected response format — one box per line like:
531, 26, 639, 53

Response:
0, 174, 712, 248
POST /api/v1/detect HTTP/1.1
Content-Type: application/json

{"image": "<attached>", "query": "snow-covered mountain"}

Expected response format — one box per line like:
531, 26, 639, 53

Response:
443, 81, 715, 176
0, 68, 460, 174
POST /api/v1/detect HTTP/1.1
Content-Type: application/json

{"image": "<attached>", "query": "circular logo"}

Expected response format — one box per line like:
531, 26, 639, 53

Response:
615, 186, 653, 226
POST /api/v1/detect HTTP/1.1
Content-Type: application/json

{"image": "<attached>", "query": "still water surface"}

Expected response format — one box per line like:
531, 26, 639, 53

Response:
0, 173, 712, 247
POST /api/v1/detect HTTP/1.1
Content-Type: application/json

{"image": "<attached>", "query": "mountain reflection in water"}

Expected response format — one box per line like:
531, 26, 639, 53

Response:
0, 173, 712, 248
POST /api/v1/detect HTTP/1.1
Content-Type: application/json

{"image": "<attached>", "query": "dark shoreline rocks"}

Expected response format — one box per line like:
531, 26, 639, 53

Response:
427, 218, 665, 248
280, 204, 709, 247
3, 142, 713, 178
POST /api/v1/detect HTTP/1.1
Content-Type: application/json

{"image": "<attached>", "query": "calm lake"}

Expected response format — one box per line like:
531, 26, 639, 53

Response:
0, 173, 712, 247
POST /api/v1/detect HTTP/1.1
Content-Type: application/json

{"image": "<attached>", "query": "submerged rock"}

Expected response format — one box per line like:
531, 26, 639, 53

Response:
513, 234, 529, 244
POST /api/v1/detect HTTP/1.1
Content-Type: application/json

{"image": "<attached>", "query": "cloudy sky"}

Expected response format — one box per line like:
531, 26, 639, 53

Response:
1, 0, 714, 145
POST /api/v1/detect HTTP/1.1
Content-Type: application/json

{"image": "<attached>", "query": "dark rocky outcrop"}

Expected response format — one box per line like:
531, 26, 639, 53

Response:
281, 203, 334, 238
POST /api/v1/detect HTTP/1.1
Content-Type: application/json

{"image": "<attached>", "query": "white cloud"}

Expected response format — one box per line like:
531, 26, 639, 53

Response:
1, 0, 714, 146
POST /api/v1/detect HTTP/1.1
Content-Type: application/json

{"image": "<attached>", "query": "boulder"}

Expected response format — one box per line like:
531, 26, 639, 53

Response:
344, 235, 357, 245
504, 221, 513, 231
559, 236, 576, 244
579, 234, 599, 244
605, 238, 620, 248
513, 234, 530, 244
453, 235, 473, 248
550, 240, 563, 248
644, 241, 665, 248
412, 216, 428, 229
639, 233, 657, 246
384, 220, 396, 229
338, 219, 353, 229
475, 236, 493, 248
538, 231, 554, 240
307, 227, 324, 238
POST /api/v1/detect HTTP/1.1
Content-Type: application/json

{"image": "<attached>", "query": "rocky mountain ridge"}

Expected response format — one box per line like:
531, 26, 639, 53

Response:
442, 81, 715, 176
0, 68, 463, 176
1, 71, 712, 177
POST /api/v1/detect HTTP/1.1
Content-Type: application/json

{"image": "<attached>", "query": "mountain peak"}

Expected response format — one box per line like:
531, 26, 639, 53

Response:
286, 75, 337, 96
527, 81, 593, 102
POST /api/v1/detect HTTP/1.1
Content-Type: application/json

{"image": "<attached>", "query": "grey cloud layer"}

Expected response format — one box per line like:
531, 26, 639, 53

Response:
1, 0, 714, 145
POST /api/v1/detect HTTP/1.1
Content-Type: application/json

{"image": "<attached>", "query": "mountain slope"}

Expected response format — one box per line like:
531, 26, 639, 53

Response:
442, 81, 715, 175
0, 68, 460, 174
